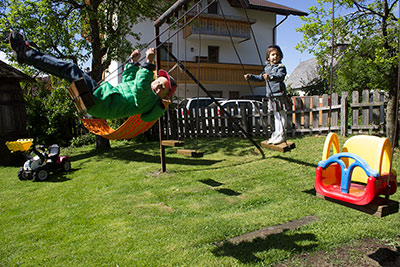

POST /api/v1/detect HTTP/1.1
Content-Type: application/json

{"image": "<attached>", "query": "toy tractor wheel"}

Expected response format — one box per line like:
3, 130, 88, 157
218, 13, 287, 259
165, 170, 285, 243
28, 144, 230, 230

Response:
18, 168, 27, 180
33, 168, 49, 181
62, 159, 71, 172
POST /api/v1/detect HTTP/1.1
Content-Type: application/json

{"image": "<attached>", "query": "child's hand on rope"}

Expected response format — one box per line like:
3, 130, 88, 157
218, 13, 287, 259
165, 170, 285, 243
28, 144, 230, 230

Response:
263, 73, 270, 80
130, 49, 141, 63
146, 48, 155, 63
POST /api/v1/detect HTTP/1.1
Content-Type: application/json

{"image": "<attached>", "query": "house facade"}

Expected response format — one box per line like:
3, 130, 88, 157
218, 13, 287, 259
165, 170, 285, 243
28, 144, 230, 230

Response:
107, 0, 306, 101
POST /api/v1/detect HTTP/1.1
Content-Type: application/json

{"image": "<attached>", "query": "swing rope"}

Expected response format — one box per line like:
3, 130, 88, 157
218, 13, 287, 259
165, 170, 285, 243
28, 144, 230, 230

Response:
80, 0, 218, 139
96, 0, 216, 86
386, 3, 400, 199
218, 1, 255, 96
194, 2, 201, 151
328, 0, 335, 133
231, 0, 290, 146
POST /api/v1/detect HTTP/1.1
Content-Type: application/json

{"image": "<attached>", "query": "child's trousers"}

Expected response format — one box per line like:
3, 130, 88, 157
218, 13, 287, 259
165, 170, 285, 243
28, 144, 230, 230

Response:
25, 48, 98, 92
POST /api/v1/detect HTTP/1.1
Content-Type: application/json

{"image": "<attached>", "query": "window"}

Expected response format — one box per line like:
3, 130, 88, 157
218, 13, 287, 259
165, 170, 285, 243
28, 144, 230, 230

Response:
208, 46, 219, 63
160, 43, 173, 61
229, 91, 240, 99
209, 91, 223, 98
208, 0, 218, 14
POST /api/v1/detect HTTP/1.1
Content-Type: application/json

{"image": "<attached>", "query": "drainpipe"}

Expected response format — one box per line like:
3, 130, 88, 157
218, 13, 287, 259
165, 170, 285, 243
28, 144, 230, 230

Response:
273, 15, 289, 45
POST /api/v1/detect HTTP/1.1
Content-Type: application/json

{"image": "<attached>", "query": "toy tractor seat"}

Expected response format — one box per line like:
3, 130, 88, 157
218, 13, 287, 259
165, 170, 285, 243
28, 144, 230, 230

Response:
315, 133, 397, 206
48, 144, 60, 162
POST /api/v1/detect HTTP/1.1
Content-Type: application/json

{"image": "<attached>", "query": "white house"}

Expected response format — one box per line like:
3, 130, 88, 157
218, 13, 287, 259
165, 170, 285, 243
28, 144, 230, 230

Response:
107, 0, 307, 101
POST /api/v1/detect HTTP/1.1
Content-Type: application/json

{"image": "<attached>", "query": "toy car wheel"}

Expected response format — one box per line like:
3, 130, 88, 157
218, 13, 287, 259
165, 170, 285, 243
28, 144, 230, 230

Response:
33, 168, 49, 181
62, 159, 71, 172
18, 168, 26, 180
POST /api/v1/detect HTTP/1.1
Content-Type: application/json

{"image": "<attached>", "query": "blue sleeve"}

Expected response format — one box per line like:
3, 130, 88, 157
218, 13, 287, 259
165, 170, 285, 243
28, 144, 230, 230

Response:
269, 64, 287, 82
248, 71, 265, 82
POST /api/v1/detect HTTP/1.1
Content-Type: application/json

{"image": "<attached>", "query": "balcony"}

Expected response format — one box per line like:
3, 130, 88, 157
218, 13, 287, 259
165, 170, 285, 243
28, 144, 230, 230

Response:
183, 13, 255, 42
161, 61, 264, 85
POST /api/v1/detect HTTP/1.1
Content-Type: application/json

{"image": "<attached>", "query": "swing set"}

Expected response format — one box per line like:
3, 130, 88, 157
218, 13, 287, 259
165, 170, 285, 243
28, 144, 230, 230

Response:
69, 0, 303, 171
66, 0, 399, 216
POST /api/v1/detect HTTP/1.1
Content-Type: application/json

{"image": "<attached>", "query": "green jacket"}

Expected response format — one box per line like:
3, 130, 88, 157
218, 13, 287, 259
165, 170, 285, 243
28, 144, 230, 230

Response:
87, 63, 165, 122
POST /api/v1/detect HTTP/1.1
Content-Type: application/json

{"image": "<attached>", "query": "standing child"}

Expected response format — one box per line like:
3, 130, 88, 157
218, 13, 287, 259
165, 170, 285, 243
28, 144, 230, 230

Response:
244, 45, 290, 145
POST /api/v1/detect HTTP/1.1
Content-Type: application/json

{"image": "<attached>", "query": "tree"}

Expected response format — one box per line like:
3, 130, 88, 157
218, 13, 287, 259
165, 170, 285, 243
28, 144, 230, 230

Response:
297, 0, 399, 144
0, 0, 174, 147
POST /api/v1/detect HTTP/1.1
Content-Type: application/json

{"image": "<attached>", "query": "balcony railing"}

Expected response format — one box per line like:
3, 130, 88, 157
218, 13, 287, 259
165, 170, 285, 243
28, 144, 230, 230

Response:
161, 61, 264, 85
183, 13, 255, 42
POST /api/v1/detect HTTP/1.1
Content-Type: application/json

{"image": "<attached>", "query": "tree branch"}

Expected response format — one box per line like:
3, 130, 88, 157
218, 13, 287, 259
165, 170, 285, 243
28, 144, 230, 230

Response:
353, 0, 384, 18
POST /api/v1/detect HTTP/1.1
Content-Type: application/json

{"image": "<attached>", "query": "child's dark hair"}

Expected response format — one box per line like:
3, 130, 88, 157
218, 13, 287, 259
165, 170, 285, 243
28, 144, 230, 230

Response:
266, 45, 283, 61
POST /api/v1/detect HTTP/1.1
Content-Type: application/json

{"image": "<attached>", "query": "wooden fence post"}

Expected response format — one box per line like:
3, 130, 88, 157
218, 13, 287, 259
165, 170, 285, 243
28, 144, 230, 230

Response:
340, 92, 348, 136
295, 98, 302, 135
362, 89, 370, 132
322, 94, 329, 132
312, 96, 319, 134
352, 91, 359, 134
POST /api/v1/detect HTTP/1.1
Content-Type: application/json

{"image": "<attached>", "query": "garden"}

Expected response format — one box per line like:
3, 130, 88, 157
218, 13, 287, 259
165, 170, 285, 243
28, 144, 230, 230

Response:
1, 135, 399, 266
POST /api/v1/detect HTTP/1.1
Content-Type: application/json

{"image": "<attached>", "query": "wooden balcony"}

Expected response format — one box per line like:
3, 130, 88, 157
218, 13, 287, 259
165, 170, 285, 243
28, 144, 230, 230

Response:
183, 13, 255, 42
161, 61, 264, 85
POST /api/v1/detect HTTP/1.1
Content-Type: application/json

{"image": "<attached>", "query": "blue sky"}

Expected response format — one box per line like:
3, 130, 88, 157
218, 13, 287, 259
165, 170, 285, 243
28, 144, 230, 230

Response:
274, 0, 321, 74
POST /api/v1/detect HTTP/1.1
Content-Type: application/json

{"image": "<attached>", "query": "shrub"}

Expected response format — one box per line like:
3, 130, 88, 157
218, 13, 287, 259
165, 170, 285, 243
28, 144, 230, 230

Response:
70, 133, 96, 147
24, 78, 78, 147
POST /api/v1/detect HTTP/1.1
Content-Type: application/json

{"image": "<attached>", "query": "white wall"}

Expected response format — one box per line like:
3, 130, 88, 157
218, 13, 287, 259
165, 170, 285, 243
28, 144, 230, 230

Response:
106, 0, 276, 97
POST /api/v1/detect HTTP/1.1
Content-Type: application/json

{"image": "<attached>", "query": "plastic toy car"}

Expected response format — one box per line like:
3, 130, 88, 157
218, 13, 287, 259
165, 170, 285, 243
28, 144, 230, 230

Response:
6, 139, 71, 181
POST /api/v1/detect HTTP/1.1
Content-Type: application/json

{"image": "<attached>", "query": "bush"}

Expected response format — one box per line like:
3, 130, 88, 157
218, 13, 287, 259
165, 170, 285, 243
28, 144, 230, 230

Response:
70, 133, 96, 147
24, 78, 78, 147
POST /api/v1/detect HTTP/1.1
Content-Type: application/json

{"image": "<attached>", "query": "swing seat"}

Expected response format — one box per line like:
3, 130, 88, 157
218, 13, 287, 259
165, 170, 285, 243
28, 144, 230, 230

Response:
315, 133, 397, 206
177, 149, 204, 158
68, 78, 95, 114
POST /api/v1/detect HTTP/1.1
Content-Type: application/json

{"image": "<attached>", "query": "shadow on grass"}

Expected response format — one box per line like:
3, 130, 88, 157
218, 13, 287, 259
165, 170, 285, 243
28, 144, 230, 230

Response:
78, 137, 265, 157
212, 230, 318, 264
199, 179, 241, 196
199, 179, 224, 187
272, 155, 316, 168
39, 168, 80, 183
215, 188, 241, 196
368, 247, 400, 266
68, 144, 222, 167
303, 188, 317, 196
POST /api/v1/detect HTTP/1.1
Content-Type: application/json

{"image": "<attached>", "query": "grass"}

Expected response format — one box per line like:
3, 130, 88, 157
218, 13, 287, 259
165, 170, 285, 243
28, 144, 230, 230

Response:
0, 135, 399, 266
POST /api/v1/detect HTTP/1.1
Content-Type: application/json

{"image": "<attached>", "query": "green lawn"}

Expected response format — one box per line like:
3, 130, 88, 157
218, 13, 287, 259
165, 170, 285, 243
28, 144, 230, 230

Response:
0, 136, 399, 266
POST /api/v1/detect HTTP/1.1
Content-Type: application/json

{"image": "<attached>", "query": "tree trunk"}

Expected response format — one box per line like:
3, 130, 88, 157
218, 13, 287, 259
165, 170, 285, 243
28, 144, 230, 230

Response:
385, 92, 399, 147
96, 135, 110, 149
86, 4, 110, 149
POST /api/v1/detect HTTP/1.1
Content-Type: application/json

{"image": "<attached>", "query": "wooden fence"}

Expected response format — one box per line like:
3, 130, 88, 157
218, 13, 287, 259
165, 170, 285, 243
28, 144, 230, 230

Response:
150, 90, 387, 139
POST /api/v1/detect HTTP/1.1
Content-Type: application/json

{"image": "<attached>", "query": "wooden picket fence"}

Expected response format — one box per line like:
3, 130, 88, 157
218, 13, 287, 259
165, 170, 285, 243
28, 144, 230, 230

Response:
150, 89, 386, 139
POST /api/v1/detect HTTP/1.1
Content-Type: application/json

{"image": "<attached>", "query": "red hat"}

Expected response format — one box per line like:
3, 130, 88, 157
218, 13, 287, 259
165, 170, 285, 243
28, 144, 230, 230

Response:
158, 69, 177, 98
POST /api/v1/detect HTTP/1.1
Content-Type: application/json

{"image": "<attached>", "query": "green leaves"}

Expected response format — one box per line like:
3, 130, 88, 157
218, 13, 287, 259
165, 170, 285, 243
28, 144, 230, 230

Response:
296, 0, 398, 96
1, 0, 175, 79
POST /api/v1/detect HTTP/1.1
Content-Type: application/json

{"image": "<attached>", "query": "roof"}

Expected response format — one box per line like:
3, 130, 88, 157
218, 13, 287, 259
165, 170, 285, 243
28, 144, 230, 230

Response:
286, 58, 320, 89
0, 60, 34, 82
227, 0, 308, 16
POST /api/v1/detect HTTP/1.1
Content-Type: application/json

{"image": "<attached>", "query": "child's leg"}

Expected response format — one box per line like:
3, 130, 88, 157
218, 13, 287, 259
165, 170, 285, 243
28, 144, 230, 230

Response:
279, 110, 286, 135
25, 49, 97, 92
271, 110, 286, 144
274, 111, 283, 137
267, 99, 277, 142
